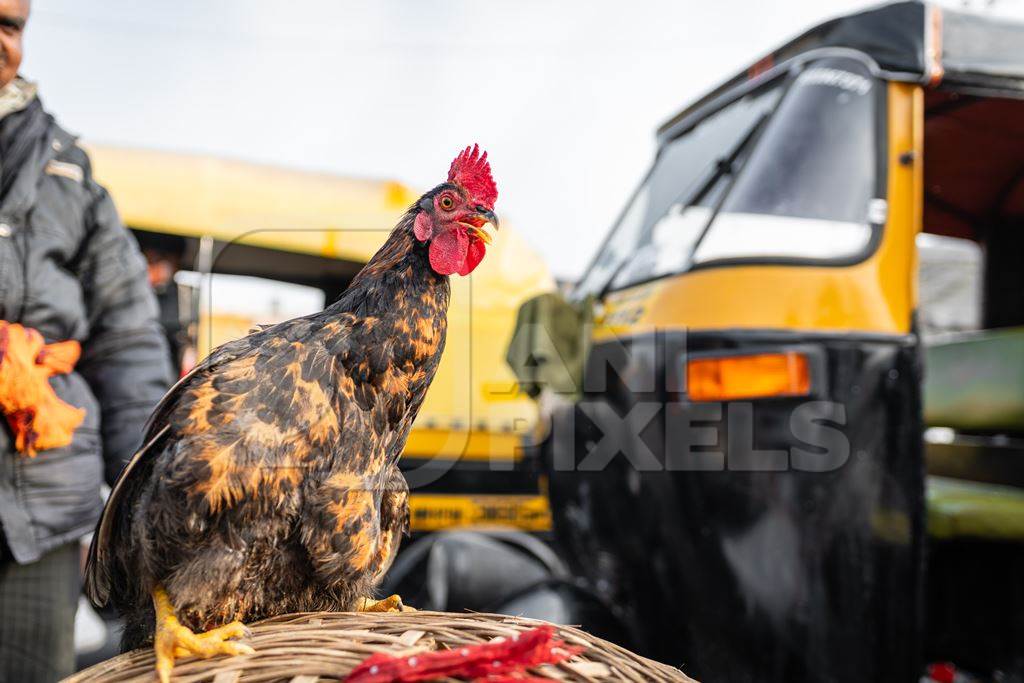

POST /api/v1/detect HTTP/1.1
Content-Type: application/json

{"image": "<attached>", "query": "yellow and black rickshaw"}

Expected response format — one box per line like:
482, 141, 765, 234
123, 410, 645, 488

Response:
514, 2, 1024, 681
87, 145, 554, 535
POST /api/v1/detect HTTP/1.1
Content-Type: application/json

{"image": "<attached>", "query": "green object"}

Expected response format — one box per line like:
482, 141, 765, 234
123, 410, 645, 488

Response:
505, 293, 593, 399
927, 476, 1024, 541
923, 326, 1024, 431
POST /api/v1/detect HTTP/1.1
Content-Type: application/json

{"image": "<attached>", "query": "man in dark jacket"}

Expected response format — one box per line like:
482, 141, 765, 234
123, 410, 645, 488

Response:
0, 1, 174, 680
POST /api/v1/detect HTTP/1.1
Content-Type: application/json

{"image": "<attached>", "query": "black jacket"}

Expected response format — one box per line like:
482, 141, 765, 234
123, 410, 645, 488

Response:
0, 95, 173, 563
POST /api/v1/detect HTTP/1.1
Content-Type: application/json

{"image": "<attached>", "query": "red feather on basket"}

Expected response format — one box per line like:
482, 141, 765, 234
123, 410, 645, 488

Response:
346, 625, 583, 682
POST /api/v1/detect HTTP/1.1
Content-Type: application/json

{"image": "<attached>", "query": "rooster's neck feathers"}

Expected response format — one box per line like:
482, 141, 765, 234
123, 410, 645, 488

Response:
330, 209, 449, 319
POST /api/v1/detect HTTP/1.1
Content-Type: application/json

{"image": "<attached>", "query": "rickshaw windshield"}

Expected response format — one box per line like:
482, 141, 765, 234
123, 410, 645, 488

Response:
576, 55, 882, 297
575, 79, 784, 297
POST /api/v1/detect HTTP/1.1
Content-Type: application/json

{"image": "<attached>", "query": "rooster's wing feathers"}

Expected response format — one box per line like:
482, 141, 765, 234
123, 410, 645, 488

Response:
85, 313, 419, 606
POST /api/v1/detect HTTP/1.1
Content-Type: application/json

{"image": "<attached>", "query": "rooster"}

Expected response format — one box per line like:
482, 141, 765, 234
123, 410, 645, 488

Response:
84, 145, 498, 683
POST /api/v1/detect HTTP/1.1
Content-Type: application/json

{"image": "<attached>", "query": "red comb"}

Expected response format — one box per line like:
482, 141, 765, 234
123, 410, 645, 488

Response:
447, 144, 498, 207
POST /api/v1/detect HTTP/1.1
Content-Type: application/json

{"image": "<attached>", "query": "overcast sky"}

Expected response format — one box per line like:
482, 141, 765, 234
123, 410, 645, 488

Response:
21, 0, 1021, 280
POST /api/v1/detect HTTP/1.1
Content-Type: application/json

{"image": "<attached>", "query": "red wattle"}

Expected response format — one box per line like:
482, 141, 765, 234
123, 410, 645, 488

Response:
461, 238, 486, 275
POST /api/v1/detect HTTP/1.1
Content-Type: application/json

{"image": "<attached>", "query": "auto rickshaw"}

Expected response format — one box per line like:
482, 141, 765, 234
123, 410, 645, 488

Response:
511, 2, 1024, 681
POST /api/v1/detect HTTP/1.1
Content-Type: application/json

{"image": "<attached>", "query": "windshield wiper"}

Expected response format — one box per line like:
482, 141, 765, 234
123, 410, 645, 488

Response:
594, 112, 772, 302
695, 112, 770, 209
686, 112, 772, 261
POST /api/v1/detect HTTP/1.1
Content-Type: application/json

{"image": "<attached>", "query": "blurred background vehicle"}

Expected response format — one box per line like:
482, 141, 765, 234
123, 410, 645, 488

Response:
511, 2, 1024, 681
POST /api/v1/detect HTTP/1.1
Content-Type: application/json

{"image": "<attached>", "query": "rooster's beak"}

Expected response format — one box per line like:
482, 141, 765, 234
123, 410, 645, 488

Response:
475, 206, 499, 231
467, 206, 498, 244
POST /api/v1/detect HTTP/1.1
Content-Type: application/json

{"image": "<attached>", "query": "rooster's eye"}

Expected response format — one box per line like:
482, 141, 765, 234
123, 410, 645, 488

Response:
439, 195, 454, 210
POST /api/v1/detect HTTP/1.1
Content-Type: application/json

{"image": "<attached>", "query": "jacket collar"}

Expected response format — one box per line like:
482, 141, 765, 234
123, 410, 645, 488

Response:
0, 77, 37, 121
0, 98, 70, 220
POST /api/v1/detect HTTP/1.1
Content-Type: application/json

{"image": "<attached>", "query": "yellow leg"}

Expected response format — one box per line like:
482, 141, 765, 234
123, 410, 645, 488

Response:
152, 585, 254, 683
355, 594, 412, 612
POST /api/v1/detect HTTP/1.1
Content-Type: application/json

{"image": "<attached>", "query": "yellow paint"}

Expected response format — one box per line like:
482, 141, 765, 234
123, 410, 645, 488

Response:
594, 81, 922, 339
87, 145, 409, 264
408, 493, 552, 532
403, 429, 523, 461
87, 145, 556, 463
482, 381, 529, 402
908, 82, 925, 313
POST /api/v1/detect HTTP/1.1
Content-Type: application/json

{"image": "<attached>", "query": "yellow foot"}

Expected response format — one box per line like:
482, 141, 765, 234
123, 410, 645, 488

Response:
152, 585, 254, 683
171, 621, 252, 658
355, 594, 413, 612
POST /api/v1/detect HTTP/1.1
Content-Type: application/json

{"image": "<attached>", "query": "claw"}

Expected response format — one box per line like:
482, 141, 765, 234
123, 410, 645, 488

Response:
194, 621, 253, 641
356, 594, 407, 612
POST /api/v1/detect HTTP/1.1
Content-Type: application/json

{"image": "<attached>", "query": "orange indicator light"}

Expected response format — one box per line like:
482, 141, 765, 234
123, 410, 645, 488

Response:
687, 352, 811, 402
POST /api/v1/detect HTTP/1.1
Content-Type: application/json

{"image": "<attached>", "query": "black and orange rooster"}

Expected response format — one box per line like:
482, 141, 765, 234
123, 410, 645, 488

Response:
84, 145, 498, 682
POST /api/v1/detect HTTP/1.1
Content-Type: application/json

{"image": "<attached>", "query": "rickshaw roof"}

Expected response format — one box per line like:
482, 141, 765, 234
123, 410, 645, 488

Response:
85, 144, 419, 263
658, 1, 1024, 143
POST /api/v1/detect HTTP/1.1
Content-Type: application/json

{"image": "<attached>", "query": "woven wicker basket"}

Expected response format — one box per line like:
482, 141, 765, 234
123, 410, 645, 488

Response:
66, 611, 694, 683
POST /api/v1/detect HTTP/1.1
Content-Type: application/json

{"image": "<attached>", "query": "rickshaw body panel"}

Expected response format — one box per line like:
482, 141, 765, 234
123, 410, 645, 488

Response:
548, 330, 924, 682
